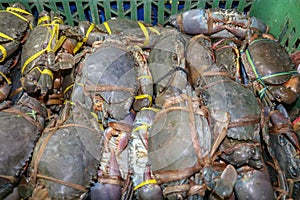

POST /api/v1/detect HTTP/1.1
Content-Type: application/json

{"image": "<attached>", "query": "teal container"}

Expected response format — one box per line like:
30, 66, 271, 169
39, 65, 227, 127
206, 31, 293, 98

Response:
0, 0, 299, 53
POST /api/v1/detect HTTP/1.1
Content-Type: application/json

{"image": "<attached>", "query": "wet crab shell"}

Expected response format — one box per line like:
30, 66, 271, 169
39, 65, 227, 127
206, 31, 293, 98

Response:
148, 91, 211, 172
243, 39, 294, 85
197, 68, 261, 141
0, 94, 46, 187
21, 25, 53, 74
30, 105, 103, 199
0, 111, 41, 186
72, 41, 138, 121
0, 10, 31, 43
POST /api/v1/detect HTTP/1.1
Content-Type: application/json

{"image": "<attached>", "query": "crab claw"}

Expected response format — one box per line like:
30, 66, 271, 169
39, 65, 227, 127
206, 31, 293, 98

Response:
212, 164, 237, 199
250, 16, 268, 34
136, 164, 164, 200
234, 166, 274, 200
37, 69, 53, 95
169, 9, 207, 35
91, 150, 122, 200
116, 132, 129, 155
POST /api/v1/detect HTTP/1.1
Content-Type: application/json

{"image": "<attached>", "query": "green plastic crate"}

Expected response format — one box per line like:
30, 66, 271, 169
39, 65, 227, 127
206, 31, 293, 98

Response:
0, 0, 299, 53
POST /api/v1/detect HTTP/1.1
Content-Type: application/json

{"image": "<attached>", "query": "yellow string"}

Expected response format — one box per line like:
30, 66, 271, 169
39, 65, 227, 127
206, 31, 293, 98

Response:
22, 23, 60, 74
29, 66, 43, 74
137, 22, 149, 47
140, 107, 160, 112
103, 21, 112, 35
0, 71, 11, 85
73, 23, 95, 54
63, 100, 75, 105
134, 179, 157, 191
0, 45, 7, 62
38, 15, 51, 25
148, 27, 161, 35
41, 69, 53, 80
135, 94, 152, 106
0, 32, 14, 41
138, 75, 152, 80
53, 35, 67, 52
132, 124, 150, 133
63, 83, 74, 94
6, 7, 32, 16
5, 7, 33, 30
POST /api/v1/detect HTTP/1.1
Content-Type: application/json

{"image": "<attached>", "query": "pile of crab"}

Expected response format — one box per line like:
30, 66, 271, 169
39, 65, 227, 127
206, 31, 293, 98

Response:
0, 3, 299, 200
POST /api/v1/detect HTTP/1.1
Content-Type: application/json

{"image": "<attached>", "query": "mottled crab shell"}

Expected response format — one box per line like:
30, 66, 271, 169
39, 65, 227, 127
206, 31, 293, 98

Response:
72, 41, 138, 120
0, 11, 30, 43
31, 105, 102, 199
198, 65, 261, 141
21, 25, 52, 74
0, 94, 46, 187
244, 39, 294, 85
0, 110, 40, 186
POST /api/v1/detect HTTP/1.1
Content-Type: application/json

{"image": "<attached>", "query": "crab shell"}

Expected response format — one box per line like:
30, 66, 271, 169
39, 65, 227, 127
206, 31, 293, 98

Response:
0, 94, 46, 186
71, 40, 138, 121
30, 105, 103, 199
243, 39, 294, 85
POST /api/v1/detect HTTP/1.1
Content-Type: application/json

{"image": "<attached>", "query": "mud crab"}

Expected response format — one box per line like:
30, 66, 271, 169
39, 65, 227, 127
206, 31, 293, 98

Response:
0, 3, 33, 103
262, 110, 300, 199
241, 38, 298, 107
73, 18, 163, 54
29, 102, 103, 199
194, 63, 274, 199
21, 10, 80, 102
169, 8, 267, 38
147, 30, 190, 107
0, 93, 47, 199
69, 39, 154, 199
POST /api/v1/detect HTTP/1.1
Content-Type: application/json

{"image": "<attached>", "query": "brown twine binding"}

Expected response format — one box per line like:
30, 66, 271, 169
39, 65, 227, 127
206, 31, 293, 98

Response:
84, 84, 136, 94
32, 123, 98, 190
36, 173, 87, 192
3, 107, 43, 131
98, 176, 124, 187
176, 14, 184, 33
154, 165, 201, 184
0, 175, 16, 182
187, 95, 203, 167
207, 9, 213, 35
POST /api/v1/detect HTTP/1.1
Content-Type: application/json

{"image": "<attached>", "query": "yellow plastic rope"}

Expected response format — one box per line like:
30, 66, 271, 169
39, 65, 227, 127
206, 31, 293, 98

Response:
5, 7, 33, 30
29, 66, 43, 74
103, 21, 112, 35
137, 22, 149, 47
73, 23, 95, 54
90, 112, 105, 130
0, 71, 11, 85
138, 75, 152, 80
135, 94, 152, 106
132, 124, 150, 133
0, 32, 14, 41
52, 17, 63, 25
134, 179, 157, 191
22, 23, 60, 74
37, 15, 51, 25
148, 27, 161, 35
140, 107, 160, 112
41, 69, 53, 80
0, 45, 7, 62
53, 35, 67, 52
63, 100, 75, 105
63, 83, 74, 94
6, 7, 32, 16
